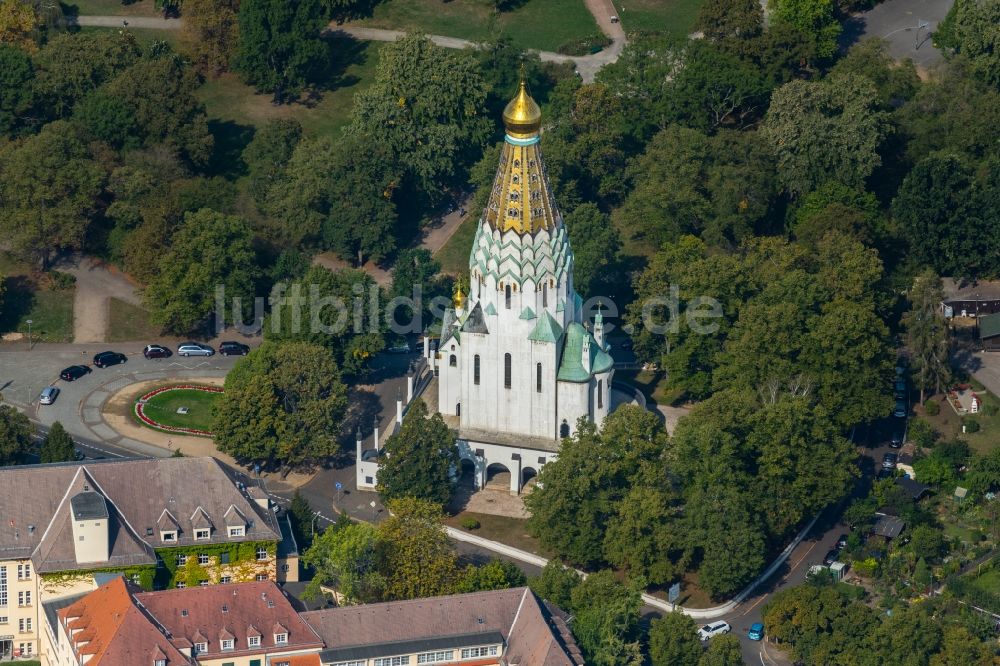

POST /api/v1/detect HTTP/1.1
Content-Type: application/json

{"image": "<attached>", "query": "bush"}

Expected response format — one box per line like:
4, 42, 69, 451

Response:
909, 418, 937, 449
965, 418, 981, 433
47, 270, 76, 290
924, 399, 940, 416
460, 517, 480, 530
557, 34, 612, 56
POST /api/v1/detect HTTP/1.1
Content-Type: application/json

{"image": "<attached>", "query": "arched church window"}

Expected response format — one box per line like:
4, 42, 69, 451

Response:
529, 159, 536, 168
512, 174, 520, 184
507, 208, 518, 217
531, 191, 541, 201
505, 285, 511, 309
449, 355, 456, 367
560, 420, 570, 438
597, 380, 603, 408
474, 355, 481, 385
504, 353, 512, 389
531, 174, 539, 183
456, 403, 461, 416
510, 192, 519, 202
536, 363, 542, 393
543, 283, 548, 307
513, 159, 521, 168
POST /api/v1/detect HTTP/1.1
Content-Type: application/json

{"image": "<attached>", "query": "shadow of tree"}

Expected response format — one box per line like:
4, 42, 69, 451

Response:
0, 276, 37, 334
204, 119, 256, 179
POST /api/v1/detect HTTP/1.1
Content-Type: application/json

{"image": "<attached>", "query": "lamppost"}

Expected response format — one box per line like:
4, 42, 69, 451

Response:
26, 319, 32, 351
310, 514, 319, 537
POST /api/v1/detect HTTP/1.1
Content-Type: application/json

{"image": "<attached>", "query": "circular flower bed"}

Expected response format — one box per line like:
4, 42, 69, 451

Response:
135, 384, 224, 437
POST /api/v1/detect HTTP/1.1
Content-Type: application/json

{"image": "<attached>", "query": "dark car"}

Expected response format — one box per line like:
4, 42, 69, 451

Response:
219, 341, 250, 356
882, 452, 898, 469
93, 351, 127, 368
890, 431, 903, 448
836, 533, 849, 549
60, 365, 91, 381
143, 344, 172, 359
823, 549, 841, 566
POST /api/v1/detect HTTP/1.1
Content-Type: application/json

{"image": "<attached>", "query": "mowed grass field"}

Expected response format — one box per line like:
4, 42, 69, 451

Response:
0, 252, 75, 343
140, 387, 221, 432
356, 0, 601, 51
611, 0, 705, 39
65, 0, 160, 16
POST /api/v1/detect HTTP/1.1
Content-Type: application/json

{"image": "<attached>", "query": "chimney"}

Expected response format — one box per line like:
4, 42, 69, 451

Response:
356, 427, 363, 464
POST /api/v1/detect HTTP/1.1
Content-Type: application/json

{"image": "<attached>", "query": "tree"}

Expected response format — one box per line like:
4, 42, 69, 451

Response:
0, 44, 33, 136
302, 520, 382, 603
937, 0, 1000, 87
264, 264, 385, 375
377, 399, 459, 505
181, 0, 241, 75
769, 0, 841, 58
697, 0, 763, 43
568, 571, 644, 666
761, 75, 889, 196
375, 498, 458, 601
563, 204, 623, 297
603, 485, 685, 586
0, 404, 33, 465
914, 556, 931, 593
144, 209, 259, 334
288, 489, 315, 549
242, 119, 303, 204
699, 634, 744, 666
903, 271, 952, 402
234, 0, 330, 102
266, 135, 399, 263
350, 34, 490, 202
213, 341, 348, 469
40, 422, 75, 463
0, 0, 37, 52
389, 248, 451, 329
73, 91, 140, 149
528, 561, 580, 610
0, 120, 104, 269
455, 558, 527, 593
829, 39, 919, 108
649, 612, 703, 666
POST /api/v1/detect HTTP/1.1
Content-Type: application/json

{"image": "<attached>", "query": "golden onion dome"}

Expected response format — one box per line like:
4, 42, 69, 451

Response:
502, 80, 541, 138
453, 283, 467, 311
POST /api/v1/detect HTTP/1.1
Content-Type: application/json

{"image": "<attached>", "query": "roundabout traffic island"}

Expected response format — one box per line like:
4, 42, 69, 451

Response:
134, 384, 224, 437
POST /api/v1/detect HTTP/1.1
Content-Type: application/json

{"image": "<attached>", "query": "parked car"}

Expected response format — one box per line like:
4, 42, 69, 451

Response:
60, 365, 92, 381
836, 533, 849, 549
698, 621, 731, 641
38, 386, 60, 405
93, 351, 127, 368
748, 623, 765, 641
143, 344, 172, 359
387, 340, 411, 354
893, 400, 907, 418
890, 431, 903, 448
894, 378, 907, 400
219, 341, 250, 356
823, 549, 841, 566
882, 452, 898, 469
177, 342, 214, 357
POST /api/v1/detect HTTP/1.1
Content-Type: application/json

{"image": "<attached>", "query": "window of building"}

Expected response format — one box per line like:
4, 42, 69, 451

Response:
131, 574, 141, 585
449, 354, 456, 367
250, 661, 261, 666
176, 582, 186, 589
155, 659, 166, 666
461, 646, 498, 658
256, 547, 268, 561
18, 643, 32, 656
160, 531, 176, 542
18, 618, 31, 633
332, 662, 365, 666
374, 657, 410, 666
247, 635, 260, 648
220, 576, 232, 584
17, 591, 30, 607
199, 581, 209, 587
177, 555, 188, 566
505, 285, 511, 309
504, 354, 512, 389
228, 526, 244, 537
274, 633, 288, 645
197, 554, 209, 565
536, 363, 542, 393
281, 564, 289, 572
16, 564, 29, 581
0, 565, 6, 607
255, 574, 268, 581
474, 355, 480, 385
0, 617, 8, 624
417, 650, 453, 663
194, 643, 207, 654
221, 639, 234, 651
194, 529, 210, 540
220, 552, 230, 564
560, 420, 570, 438
597, 379, 603, 409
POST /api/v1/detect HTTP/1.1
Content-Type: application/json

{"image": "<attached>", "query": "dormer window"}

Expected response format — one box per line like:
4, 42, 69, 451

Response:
248, 636, 260, 648
160, 531, 176, 542
155, 660, 166, 666
194, 529, 210, 540
274, 633, 288, 645
194, 642, 207, 654
221, 639, 234, 651
228, 526, 245, 537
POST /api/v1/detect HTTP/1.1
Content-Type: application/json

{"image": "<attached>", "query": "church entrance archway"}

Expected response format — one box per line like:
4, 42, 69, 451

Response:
521, 467, 538, 493
458, 458, 476, 488
485, 462, 511, 491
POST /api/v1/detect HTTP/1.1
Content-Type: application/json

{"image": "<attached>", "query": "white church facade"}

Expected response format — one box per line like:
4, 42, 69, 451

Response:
431, 80, 615, 494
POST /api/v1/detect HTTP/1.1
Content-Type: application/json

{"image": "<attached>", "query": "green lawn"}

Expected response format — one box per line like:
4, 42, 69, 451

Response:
64, 0, 160, 16
433, 216, 476, 276
0, 252, 75, 344
139, 387, 221, 433
970, 567, 1000, 595
107, 298, 161, 343
357, 0, 601, 52
921, 380, 1000, 455
612, 0, 706, 39
76, 25, 182, 48
197, 38, 382, 141
444, 511, 548, 556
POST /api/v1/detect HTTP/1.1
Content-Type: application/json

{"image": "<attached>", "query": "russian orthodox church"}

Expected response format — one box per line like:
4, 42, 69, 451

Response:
433, 79, 614, 493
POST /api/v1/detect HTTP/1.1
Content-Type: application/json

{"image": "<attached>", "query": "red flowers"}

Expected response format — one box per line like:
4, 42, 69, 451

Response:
134, 385, 224, 437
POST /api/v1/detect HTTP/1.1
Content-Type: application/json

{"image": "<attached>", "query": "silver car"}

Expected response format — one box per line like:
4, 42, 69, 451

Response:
177, 342, 215, 357
39, 386, 60, 405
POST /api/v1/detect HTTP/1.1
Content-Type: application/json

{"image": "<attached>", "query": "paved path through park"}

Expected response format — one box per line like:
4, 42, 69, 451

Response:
73, 15, 180, 29
56, 254, 143, 344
